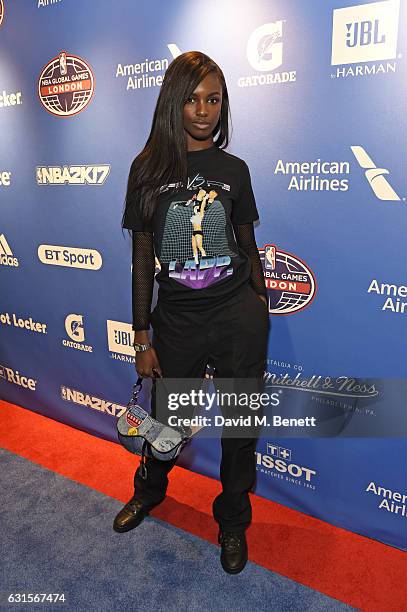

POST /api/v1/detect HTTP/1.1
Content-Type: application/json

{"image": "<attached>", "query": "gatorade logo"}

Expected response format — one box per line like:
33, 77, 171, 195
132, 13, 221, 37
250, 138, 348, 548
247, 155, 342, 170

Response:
0, 234, 19, 267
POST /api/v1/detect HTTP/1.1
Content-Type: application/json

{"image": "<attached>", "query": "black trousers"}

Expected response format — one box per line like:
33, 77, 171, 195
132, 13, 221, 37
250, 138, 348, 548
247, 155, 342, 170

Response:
133, 282, 270, 532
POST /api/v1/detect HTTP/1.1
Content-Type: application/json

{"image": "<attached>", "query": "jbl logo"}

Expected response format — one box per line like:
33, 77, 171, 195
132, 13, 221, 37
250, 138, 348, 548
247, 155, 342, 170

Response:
107, 319, 135, 356
345, 19, 385, 48
331, 0, 399, 66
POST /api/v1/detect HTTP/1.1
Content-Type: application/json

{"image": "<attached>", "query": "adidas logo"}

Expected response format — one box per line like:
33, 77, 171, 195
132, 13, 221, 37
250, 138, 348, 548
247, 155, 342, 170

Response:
351, 146, 401, 201
0, 234, 19, 267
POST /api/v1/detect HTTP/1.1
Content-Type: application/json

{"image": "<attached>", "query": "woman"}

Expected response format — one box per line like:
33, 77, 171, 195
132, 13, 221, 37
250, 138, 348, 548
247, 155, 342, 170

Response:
117, 51, 270, 575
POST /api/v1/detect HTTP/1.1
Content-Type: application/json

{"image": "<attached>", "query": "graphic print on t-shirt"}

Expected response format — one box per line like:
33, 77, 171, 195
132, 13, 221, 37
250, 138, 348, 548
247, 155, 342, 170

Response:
159, 174, 238, 289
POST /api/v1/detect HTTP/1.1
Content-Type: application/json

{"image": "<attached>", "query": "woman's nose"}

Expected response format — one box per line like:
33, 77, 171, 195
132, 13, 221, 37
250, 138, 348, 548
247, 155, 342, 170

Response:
196, 101, 208, 116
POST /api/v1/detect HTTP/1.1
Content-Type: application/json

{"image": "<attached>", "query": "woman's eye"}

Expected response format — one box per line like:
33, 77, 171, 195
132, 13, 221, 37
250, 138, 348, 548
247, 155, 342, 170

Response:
185, 97, 220, 104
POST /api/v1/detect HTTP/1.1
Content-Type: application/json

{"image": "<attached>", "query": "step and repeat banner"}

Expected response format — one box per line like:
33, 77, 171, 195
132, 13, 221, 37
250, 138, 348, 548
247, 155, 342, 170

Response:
1, 0, 406, 550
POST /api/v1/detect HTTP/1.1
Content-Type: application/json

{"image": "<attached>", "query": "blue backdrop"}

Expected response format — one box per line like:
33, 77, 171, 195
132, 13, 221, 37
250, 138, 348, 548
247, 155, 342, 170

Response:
1, 0, 406, 550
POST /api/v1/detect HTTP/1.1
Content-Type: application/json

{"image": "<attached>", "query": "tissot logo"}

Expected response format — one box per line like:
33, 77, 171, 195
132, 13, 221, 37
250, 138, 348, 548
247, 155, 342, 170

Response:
255, 442, 317, 488
351, 146, 401, 201
36, 164, 110, 185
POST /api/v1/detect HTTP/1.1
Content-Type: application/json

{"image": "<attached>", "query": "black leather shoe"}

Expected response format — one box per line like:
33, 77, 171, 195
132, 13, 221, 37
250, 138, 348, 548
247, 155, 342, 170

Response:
218, 530, 248, 574
113, 496, 150, 533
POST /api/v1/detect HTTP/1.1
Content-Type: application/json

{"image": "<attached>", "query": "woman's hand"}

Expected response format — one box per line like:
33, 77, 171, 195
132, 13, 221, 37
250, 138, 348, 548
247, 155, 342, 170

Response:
134, 330, 163, 378
135, 347, 163, 378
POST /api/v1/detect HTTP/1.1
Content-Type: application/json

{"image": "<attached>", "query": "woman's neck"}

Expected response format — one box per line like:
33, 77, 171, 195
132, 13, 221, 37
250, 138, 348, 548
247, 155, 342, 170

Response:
186, 135, 214, 152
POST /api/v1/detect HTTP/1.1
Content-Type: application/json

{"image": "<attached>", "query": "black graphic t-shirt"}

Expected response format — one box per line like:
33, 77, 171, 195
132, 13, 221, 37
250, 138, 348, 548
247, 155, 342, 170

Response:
123, 145, 260, 311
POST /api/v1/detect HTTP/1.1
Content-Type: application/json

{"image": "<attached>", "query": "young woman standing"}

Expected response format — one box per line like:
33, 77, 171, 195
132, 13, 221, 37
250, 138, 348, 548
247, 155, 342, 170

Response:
117, 51, 270, 574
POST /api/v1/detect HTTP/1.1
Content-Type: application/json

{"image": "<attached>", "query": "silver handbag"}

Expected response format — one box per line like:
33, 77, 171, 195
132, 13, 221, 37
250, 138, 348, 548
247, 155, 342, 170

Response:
116, 377, 192, 477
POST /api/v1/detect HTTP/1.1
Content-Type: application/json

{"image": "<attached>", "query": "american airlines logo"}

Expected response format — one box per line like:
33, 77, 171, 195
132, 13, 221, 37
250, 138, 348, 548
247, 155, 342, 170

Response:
0, 234, 19, 267
116, 43, 181, 91
351, 146, 401, 201
36, 164, 111, 185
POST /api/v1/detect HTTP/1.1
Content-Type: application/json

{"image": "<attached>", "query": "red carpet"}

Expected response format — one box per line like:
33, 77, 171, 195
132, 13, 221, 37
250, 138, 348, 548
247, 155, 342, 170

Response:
1, 400, 405, 611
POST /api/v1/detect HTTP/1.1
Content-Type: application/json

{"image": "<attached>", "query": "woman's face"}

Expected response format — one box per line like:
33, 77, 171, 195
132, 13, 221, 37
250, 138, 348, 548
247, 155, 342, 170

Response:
183, 73, 222, 147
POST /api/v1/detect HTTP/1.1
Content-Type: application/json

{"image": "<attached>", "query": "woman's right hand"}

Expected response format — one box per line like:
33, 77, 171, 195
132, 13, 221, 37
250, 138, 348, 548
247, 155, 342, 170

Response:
135, 347, 163, 379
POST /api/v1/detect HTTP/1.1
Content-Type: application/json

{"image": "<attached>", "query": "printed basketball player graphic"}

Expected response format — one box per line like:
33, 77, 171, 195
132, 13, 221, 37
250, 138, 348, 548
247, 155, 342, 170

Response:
160, 187, 237, 289
38, 50, 95, 117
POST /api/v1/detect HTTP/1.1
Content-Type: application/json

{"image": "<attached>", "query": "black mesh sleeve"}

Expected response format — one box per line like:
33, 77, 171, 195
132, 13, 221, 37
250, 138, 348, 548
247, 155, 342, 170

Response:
131, 231, 155, 331
233, 222, 267, 297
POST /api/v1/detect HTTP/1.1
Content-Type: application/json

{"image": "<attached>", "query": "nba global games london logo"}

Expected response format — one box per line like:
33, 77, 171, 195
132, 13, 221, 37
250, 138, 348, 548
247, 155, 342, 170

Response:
259, 245, 316, 315
38, 51, 95, 116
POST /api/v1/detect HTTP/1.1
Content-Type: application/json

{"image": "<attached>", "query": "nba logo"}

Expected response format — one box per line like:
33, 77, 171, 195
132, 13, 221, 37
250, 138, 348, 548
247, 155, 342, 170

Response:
264, 245, 276, 270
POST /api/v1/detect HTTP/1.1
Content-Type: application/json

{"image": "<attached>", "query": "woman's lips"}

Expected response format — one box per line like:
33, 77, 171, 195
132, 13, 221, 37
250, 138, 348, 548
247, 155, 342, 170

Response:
193, 122, 211, 129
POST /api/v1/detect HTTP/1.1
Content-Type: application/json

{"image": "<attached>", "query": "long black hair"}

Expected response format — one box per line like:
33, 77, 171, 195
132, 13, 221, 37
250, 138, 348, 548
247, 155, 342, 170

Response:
121, 51, 232, 232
